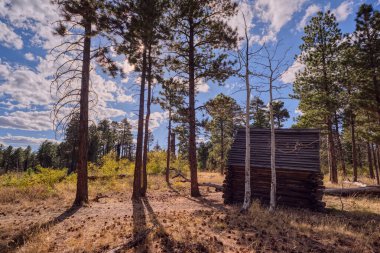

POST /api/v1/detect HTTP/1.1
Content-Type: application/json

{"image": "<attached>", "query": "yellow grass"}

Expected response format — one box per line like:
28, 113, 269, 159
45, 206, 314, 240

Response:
1, 168, 379, 253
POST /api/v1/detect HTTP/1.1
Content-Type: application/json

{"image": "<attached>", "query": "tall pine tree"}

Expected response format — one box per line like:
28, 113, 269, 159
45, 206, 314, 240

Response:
166, 0, 238, 196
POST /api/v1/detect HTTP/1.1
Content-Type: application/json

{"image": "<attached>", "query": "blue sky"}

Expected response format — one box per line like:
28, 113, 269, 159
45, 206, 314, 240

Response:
0, 0, 378, 150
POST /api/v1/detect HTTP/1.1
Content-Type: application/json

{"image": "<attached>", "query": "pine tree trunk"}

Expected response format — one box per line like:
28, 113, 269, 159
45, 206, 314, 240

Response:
166, 110, 171, 185
188, 16, 200, 197
334, 113, 346, 176
377, 146, 380, 185
132, 47, 147, 199
74, 20, 91, 206
170, 132, 175, 158
350, 113, 358, 182
368, 142, 374, 179
373, 144, 380, 185
68, 143, 76, 175
327, 117, 338, 183
269, 80, 276, 212
241, 28, 251, 211
141, 46, 152, 196
220, 120, 224, 175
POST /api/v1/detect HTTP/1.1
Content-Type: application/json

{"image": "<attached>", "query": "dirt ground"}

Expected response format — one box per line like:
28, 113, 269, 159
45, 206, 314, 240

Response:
1, 175, 380, 253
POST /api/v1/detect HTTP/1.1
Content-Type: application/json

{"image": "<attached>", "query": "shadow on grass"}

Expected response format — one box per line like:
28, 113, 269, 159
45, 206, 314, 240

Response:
142, 197, 210, 253
2, 204, 81, 253
193, 202, 380, 252
168, 182, 227, 211
142, 197, 174, 252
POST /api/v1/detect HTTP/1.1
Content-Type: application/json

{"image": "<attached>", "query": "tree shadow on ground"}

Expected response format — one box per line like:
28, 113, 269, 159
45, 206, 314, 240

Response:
167, 182, 227, 211
193, 201, 380, 253
141, 197, 210, 253
2, 205, 81, 253
142, 197, 174, 253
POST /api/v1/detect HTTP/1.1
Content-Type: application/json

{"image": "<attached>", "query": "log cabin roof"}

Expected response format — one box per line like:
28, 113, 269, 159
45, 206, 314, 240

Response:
227, 128, 320, 172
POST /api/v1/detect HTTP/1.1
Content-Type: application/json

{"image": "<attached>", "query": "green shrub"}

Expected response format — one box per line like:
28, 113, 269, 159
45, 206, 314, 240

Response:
0, 166, 67, 189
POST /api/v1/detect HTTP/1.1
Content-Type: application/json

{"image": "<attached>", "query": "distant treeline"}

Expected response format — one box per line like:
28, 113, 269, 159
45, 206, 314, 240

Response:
0, 117, 135, 174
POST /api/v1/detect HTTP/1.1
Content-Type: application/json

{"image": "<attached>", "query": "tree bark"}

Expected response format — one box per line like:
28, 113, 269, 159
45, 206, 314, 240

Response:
166, 108, 172, 185
170, 132, 175, 158
188, 16, 200, 197
368, 142, 374, 179
334, 113, 346, 176
132, 47, 147, 199
241, 23, 251, 211
372, 144, 379, 184
269, 79, 276, 212
141, 46, 152, 196
376, 146, 380, 185
220, 120, 224, 175
350, 113, 358, 182
74, 20, 91, 206
327, 117, 338, 183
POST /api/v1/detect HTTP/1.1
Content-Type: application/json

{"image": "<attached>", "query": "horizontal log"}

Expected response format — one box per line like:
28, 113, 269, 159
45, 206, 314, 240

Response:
88, 174, 127, 180
323, 186, 380, 197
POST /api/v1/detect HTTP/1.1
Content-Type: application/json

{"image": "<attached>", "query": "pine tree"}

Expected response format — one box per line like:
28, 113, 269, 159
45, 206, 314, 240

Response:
157, 78, 187, 184
205, 94, 242, 174
294, 11, 342, 183
354, 4, 380, 123
167, 0, 238, 196
250, 97, 270, 128
53, 0, 112, 206
272, 101, 290, 128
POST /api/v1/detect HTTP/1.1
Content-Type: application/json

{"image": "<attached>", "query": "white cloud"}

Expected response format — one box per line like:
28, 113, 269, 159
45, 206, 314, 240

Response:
332, 0, 353, 22
254, 0, 306, 43
228, 0, 254, 44
0, 21, 23, 49
0, 61, 52, 109
116, 90, 134, 103
196, 80, 210, 93
281, 58, 304, 84
149, 111, 168, 129
297, 4, 321, 31
0, 134, 59, 147
0, 110, 52, 131
0, 0, 59, 50
24, 52, 35, 61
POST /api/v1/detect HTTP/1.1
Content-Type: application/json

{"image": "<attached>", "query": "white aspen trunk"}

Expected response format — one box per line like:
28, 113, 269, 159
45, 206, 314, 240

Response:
269, 78, 276, 212
242, 23, 251, 211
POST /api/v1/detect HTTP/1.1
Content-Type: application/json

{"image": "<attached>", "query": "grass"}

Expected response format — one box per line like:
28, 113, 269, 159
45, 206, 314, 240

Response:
0, 162, 379, 252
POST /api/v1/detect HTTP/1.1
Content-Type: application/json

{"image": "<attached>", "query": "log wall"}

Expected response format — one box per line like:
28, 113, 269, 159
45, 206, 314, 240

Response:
223, 128, 325, 211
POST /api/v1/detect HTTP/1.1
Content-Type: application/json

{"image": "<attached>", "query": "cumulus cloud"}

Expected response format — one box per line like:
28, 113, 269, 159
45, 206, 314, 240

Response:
0, 134, 59, 147
149, 111, 168, 129
0, 0, 59, 50
331, 0, 353, 22
196, 80, 210, 93
0, 110, 52, 131
0, 62, 52, 109
254, 0, 306, 43
228, 0, 254, 44
281, 58, 305, 84
24, 53, 35, 61
0, 21, 23, 49
297, 4, 321, 31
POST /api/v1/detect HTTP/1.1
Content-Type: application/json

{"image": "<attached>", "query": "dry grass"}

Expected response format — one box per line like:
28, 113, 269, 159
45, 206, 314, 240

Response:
1, 171, 380, 253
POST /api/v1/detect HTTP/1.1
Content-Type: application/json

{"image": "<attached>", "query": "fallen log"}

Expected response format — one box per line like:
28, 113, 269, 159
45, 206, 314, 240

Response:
88, 174, 127, 181
170, 168, 223, 192
324, 186, 380, 197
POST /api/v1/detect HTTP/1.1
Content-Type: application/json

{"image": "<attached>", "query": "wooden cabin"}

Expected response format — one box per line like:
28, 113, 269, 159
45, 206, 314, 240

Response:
223, 128, 325, 210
